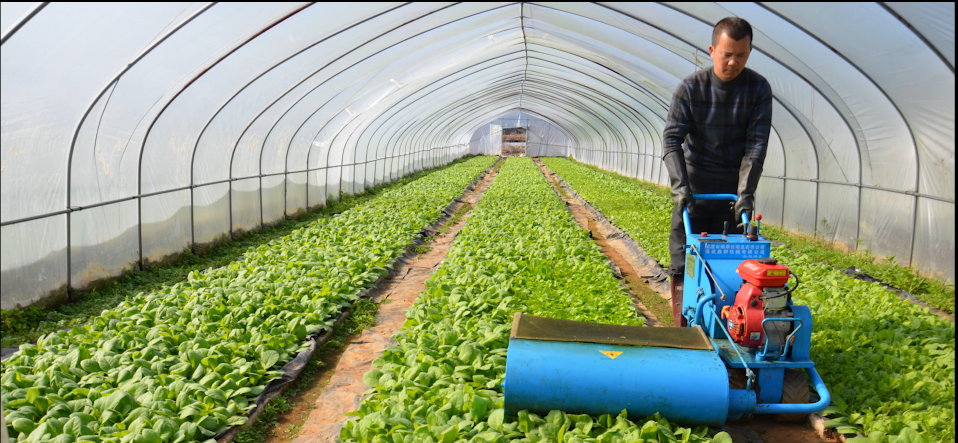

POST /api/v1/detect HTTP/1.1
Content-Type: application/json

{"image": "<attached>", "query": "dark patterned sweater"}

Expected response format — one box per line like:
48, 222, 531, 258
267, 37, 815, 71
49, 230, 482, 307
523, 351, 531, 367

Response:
662, 67, 773, 174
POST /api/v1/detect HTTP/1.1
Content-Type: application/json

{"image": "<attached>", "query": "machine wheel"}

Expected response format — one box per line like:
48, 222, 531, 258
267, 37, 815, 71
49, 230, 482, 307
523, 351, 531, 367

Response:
776, 369, 810, 422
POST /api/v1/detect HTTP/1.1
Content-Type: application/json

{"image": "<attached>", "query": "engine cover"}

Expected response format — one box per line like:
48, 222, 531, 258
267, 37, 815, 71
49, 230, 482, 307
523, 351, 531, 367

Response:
722, 258, 795, 349
738, 258, 789, 287
724, 282, 766, 347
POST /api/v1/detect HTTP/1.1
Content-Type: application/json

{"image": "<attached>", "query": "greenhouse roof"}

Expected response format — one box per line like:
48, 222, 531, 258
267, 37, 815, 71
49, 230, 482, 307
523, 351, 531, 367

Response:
0, 2, 954, 308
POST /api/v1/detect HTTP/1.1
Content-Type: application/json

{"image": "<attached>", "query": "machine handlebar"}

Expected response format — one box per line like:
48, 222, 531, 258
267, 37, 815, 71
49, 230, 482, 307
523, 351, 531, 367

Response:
692, 193, 739, 201
682, 194, 749, 236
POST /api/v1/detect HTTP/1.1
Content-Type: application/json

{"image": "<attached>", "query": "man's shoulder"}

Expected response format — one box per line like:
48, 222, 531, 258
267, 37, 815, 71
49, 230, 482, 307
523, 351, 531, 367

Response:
741, 67, 771, 89
682, 68, 712, 85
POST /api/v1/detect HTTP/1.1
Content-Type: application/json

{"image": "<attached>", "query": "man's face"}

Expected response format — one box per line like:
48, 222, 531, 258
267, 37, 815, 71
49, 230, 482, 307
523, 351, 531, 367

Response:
709, 32, 751, 82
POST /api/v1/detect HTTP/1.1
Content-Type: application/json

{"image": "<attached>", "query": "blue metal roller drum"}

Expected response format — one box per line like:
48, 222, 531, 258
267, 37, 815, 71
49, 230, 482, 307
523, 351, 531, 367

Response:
503, 338, 732, 427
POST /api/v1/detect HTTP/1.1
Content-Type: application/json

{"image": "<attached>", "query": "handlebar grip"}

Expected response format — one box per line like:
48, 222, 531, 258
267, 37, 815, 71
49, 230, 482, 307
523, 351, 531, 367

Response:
681, 194, 750, 236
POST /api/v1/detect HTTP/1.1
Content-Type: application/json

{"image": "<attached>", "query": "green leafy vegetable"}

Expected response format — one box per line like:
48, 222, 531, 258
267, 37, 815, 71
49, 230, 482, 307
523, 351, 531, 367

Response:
2, 156, 497, 441
541, 157, 672, 266
342, 158, 728, 442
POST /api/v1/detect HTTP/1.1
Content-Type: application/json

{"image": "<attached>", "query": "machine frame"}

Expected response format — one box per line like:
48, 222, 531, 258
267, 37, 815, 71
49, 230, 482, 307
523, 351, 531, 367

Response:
681, 194, 829, 413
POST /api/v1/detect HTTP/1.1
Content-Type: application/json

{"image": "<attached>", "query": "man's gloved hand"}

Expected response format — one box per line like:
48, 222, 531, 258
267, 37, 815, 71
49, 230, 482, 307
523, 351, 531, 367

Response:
663, 151, 695, 216
735, 156, 763, 230
734, 198, 754, 230
678, 190, 696, 216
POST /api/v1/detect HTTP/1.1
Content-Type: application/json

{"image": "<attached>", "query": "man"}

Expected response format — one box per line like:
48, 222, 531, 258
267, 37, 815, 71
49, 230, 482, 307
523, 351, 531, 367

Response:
662, 17, 772, 327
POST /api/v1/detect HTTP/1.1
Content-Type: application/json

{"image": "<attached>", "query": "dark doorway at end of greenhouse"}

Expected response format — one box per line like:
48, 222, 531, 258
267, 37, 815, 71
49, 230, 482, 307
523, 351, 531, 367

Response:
502, 127, 526, 157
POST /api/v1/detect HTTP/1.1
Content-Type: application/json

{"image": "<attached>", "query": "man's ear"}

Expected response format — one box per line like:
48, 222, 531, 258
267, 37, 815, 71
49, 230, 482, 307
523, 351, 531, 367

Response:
708, 45, 714, 56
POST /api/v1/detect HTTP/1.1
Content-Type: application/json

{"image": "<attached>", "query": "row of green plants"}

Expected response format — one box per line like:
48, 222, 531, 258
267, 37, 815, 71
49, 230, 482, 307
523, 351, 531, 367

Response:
540, 158, 673, 268
773, 247, 954, 443
543, 157, 955, 443
540, 158, 954, 314
760, 225, 955, 315
342, 157, 735, 442
0, 156, 497, 442
1, 155, 484, 349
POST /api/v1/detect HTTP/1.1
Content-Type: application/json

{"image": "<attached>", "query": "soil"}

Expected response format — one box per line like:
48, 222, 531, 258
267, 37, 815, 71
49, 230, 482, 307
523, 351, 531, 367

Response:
588, 217, 672, 327
281, 160, 503, 443
726, 415, 838, 443
260, 343, 352, 443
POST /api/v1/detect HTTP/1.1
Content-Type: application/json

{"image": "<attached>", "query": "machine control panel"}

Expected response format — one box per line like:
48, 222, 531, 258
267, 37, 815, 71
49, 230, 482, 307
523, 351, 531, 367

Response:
692, 235, 771, 259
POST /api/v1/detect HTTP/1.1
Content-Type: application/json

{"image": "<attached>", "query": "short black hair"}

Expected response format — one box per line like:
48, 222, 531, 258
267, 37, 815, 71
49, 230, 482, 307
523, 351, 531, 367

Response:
712, 17, 753, 49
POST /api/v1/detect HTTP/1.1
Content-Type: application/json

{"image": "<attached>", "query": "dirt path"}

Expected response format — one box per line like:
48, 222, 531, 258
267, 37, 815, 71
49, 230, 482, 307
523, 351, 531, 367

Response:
283, 160, 503, 443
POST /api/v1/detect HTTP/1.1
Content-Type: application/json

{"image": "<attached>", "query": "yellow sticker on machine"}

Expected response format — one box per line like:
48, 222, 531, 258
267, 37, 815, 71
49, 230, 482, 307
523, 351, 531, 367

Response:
599, 350, 623, 360
767, 269, 787, 276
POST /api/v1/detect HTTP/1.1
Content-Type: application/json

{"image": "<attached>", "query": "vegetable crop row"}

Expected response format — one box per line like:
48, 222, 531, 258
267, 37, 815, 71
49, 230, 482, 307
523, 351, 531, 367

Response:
342, 157, 735, 442
540, 157, 954, 315
539, 158, 672, 267
542, 157, 955, 443
0, 156, 497, 443
759, 224, 955, 315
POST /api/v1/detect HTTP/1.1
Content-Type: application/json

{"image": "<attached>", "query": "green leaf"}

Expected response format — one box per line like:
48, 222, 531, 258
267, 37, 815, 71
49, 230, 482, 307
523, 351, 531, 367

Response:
892, 428, 925, 443
152, 417, 177, 440
487, 408, 505, 432
25, 387, 40, 404
516, 409, 531, 433
819, 405, 846, 417
711, 432, 734, 443
363, 369, 384, 388
206, 388, 227, 404
131, 429, 163, 443
836, 426, 864, 435
11, 418, 36, 434
441, 426, 458, 443
260, 350, 280, 369
470, 395, 489, 420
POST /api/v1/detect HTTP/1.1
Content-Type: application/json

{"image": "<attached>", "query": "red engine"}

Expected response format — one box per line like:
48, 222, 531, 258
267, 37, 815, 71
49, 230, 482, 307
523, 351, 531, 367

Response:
722, 257, 792, 347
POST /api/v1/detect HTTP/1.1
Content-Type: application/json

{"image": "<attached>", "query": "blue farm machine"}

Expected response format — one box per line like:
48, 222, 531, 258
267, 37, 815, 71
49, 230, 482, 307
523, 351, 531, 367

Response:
502, 194, 829, 427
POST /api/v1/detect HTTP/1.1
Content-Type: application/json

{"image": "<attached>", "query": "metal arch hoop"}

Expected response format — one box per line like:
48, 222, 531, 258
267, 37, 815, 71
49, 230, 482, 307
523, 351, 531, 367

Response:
756, 2, 926, 261
876, 3, 954, 74
342, 54, 529, 180
523, 49, 660, 166
0, 2, 49, 45
135, 3, 314, 266
63, 3, 216, 290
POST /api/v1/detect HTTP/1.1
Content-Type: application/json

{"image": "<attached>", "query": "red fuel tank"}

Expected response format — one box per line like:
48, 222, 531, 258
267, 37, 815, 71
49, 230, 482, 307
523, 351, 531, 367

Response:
737, 259, 790, 287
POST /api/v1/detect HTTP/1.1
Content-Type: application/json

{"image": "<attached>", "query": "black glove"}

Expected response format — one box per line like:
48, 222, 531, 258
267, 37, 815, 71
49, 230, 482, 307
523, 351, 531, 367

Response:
663, 151, 695, 216
734, 198, 754, 229
734, 156, 763, 229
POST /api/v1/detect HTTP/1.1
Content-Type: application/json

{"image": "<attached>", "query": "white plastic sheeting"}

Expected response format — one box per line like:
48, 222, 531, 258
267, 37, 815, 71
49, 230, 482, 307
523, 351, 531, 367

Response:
1, 3, 954, 309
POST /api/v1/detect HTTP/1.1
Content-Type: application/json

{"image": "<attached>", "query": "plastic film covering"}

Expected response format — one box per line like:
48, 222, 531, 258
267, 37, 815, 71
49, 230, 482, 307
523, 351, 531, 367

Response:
69, 201, 138, 290
1, 216, 68, 309
0, 3, 954, 309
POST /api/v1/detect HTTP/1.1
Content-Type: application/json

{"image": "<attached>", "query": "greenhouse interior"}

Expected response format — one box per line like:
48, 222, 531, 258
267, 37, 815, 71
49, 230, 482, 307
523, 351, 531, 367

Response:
0, 3, 954, 443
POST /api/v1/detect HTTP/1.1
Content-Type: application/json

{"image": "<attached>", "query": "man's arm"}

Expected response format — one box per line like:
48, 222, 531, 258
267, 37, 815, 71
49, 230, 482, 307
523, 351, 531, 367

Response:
734, 79, 773, 224
662, 81, 694, 213
663, 81, 692, 160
